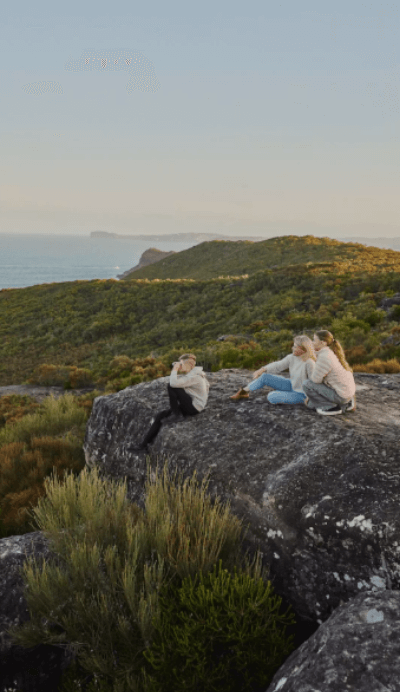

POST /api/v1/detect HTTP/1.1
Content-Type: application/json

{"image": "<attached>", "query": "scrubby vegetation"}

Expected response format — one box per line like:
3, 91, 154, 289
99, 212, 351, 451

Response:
0, 393, 98, 537
126, 235, 389, 280
0, 236, 399, 391
9, 463, 295, 692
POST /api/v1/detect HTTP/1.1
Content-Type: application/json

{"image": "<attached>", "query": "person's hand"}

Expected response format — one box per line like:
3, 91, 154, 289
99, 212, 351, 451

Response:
172, 362, 181, 372
252, 367, 265, 379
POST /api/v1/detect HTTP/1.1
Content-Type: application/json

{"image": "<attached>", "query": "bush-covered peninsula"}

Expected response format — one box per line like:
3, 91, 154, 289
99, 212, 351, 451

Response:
1, 235, 400, 391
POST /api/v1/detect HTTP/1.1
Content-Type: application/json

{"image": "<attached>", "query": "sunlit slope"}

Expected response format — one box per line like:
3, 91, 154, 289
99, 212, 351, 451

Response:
1, 235, 400, 386
123, 235, 400, 280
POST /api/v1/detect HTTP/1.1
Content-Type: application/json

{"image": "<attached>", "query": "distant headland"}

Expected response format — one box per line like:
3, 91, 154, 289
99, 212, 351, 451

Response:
90, 231, 265, 242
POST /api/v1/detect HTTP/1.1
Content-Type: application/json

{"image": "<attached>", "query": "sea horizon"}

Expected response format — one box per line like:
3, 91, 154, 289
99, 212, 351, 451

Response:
0, 234, 198, 290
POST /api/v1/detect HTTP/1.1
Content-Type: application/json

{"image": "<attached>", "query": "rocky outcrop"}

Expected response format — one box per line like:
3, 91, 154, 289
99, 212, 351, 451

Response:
266, 590, 400, 692
380, 292, 400, 309
0, 532, 72, 691
84, 369, 400, 624
117, 248, 176, 279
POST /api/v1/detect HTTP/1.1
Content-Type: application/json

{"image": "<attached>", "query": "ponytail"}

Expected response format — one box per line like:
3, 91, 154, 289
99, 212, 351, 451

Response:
315, 330, 352, 372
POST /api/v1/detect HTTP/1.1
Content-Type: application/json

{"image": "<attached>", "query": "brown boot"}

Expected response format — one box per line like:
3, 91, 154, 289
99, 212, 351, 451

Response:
230, 388, 249, 401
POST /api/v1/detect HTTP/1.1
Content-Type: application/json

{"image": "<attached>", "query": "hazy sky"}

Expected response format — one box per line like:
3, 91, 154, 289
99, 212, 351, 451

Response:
1, 0, 399, 237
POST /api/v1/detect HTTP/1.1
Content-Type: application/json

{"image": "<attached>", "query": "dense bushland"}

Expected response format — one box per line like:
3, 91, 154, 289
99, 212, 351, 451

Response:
126, 235, 391, 280
9, 463, 295, 692
0, 235, 399, 390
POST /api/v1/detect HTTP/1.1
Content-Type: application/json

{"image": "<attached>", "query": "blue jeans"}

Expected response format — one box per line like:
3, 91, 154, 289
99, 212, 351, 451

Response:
247, 372, 306, 404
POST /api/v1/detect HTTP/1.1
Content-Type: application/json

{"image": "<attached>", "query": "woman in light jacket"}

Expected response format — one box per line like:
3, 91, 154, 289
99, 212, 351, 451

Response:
131, 353, 209, 451
303, 330, 356, 416
230, 334, 316, 404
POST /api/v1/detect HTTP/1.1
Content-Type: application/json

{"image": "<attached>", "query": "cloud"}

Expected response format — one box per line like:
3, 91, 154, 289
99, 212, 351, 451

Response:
21, 81, 63, 95
64, 49, 160, 93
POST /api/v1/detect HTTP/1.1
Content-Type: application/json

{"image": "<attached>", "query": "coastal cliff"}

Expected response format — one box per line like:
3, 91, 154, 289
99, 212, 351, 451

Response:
116, 247, 175, 279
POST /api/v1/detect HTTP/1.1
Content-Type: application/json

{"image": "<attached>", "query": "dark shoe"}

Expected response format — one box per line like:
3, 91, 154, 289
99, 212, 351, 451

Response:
316, 405, 342, 416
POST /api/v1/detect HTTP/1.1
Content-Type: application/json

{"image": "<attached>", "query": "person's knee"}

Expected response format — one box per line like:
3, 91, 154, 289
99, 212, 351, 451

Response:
302, 379, 313, 394
267, 391, 281, 404
155, 408, 171, 422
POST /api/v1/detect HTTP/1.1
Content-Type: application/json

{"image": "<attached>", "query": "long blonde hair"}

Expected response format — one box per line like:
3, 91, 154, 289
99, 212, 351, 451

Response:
293, 335, 316, 361
315, 330, 352, 371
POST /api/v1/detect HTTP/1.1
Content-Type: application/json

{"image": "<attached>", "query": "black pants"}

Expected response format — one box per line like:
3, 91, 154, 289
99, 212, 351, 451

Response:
141, 385, 199, 446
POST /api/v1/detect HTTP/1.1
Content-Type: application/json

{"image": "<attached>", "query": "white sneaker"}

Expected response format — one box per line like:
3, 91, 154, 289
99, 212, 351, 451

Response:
345, 397, 356, 412
317, 405, 343, 416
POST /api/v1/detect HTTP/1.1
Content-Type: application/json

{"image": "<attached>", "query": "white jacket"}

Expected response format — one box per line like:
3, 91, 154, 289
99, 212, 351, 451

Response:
169, 366, 210, 411
263, 354, 315, 394
311, 347, 355, 400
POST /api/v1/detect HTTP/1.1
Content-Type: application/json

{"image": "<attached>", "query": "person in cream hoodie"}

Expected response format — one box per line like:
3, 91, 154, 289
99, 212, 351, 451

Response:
303, 330, 356, 416
131, 353, 209, 451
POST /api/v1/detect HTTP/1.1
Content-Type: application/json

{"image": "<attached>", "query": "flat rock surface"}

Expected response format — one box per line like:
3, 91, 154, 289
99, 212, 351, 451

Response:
84, 370, 400, 623
267, 590, 400, 692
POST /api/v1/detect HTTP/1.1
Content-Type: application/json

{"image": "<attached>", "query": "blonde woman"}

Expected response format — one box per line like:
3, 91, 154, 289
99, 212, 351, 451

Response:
303, 330, 356, 416
230, 335, 316, 404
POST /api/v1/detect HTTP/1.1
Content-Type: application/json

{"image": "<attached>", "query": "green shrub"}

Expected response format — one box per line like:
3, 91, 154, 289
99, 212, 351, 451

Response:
29, 363, 94, 389
392, 305, 400, 321
353, 357, 400, 373
0, 393, 87, 446
0, 394, 40, 428
142, 560, 295, 692
0, 436, 85, 537
29, 363, 71, 387
8, 463, 251, 689
8, 463, 285, 692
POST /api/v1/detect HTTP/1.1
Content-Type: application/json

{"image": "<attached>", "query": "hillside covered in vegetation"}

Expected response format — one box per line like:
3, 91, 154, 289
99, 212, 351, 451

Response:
124, 235, 399, 280
1, 235, 400, 392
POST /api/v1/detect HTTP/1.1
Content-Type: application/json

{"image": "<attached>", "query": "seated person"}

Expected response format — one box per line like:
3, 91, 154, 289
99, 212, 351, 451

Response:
303, 331, 356, 415
132, 353, 209, 451
230, 335, 315, 404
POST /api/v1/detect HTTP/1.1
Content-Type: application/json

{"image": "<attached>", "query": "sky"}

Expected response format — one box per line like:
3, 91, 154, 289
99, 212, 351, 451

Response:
1, 0, 399, 238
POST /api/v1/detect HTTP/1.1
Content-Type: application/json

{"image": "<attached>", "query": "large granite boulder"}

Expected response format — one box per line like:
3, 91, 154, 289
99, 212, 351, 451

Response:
83, 370, 400, 624
0, 532, 72, 691
266, 590, 400, 692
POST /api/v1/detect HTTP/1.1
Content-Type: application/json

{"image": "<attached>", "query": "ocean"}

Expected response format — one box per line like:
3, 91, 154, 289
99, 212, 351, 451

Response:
0, 234, 197, 290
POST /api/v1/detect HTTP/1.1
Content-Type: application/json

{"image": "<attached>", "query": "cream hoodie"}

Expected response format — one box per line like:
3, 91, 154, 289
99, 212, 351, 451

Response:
311, 347, 355, 400
263, 354, 315, 394
169, 366, 210, 411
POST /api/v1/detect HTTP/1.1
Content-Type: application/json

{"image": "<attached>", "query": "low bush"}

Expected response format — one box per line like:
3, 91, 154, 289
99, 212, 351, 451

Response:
9, 463, 295, 692
0, 394, 40, 428
29, 364, 94, 389
353, 357, 400, 373
0, 393, 92, 538
29, 363, 71, 387
345, 345, 368, 365
0, 393, 87, 446
142, 560, 295, 692
103, 356, 169, 392
0, 436, 85, 537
